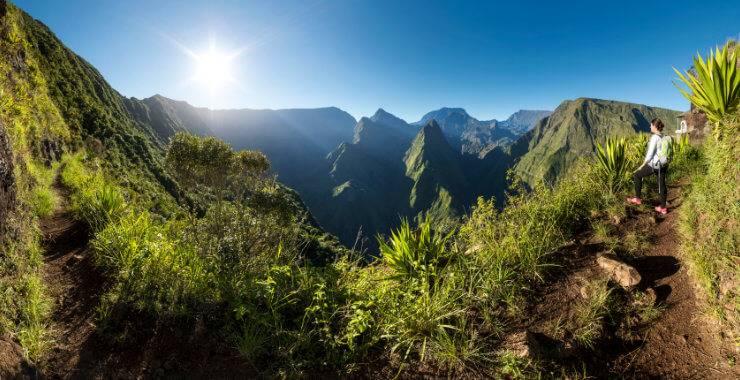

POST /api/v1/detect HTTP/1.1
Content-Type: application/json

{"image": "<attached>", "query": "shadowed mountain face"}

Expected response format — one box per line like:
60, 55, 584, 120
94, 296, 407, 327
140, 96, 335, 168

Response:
137, 96, 358, 199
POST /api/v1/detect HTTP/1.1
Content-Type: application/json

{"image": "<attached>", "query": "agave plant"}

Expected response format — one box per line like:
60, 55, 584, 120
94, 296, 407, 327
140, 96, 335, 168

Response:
595, 137, 630, 194
377, 218, 454, 280
673, 43, 740, 137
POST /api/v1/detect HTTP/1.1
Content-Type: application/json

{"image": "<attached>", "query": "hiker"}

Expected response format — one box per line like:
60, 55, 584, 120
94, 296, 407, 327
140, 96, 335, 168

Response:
627, 118, 671, 214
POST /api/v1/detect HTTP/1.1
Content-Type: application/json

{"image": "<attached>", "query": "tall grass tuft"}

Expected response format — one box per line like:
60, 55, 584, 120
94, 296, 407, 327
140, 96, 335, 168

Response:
377, 218, 453, 280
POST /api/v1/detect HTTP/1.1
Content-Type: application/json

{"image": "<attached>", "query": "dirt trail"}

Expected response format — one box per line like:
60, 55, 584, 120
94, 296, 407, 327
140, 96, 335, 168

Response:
619, 181, 738, 379
40, 182, 105, 377
519, 179, 740, 379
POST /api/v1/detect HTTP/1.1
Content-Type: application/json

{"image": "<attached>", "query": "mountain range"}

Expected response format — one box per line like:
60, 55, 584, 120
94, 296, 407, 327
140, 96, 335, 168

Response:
138, 96, 678, 248
137, 97, 552, 246
11, 3, 680, 249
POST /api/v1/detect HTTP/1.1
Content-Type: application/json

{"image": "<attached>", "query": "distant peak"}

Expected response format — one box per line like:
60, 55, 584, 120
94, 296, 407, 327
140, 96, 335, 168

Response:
413, 107, 471, 126
437, 107, 467, 114
369, 108, 409, 129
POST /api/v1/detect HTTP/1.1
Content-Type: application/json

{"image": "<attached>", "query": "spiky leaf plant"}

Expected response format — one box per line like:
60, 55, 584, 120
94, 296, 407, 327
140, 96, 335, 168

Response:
377, 218, 454, 280
595, 137, 630, 194
673, 43, 740, 138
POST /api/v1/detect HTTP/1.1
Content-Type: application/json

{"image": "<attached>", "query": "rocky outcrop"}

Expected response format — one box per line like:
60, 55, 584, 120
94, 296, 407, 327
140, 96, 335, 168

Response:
0, 121, 16, 245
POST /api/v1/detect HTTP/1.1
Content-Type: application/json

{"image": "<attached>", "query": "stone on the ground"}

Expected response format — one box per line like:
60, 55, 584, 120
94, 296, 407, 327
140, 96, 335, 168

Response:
504, 331, 541, 358
612, 215, 622, 225
596, 252, 642, 287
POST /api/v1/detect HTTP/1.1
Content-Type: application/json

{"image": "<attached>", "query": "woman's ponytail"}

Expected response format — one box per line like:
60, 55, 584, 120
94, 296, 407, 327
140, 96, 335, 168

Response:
651, 118, 664, 132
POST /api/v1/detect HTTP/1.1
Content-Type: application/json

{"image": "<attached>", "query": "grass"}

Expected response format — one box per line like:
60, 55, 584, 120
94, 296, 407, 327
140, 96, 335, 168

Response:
573, 280, 617, 349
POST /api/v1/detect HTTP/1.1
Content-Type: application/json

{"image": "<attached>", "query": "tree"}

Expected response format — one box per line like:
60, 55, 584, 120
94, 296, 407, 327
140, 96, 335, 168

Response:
165, 132, 270, 224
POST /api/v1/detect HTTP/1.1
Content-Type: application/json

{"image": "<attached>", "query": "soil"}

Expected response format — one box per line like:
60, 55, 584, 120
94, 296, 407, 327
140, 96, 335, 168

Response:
2, 175, 736, 379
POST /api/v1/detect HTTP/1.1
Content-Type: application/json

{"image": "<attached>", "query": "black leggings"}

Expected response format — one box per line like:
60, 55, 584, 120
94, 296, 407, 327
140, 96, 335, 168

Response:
634, 165, 667, 208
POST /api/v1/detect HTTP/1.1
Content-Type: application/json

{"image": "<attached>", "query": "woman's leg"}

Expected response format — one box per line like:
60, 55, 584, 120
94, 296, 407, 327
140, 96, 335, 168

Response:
657, 166, 667, 209
634, 165, 653, 199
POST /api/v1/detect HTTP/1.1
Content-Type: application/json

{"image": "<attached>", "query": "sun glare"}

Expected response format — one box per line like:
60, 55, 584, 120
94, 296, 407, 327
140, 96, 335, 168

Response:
194, 50, 232, 89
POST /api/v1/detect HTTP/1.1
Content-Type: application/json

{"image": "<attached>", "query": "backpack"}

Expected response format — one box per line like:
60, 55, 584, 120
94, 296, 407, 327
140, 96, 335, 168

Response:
655, 134, 673, 168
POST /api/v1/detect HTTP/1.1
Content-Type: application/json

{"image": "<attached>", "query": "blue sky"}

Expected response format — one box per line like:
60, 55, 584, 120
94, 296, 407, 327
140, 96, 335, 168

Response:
14, 0, 740, 122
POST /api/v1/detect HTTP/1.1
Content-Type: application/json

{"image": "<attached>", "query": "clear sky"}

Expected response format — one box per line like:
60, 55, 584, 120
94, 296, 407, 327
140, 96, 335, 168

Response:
14, 0, 740, 122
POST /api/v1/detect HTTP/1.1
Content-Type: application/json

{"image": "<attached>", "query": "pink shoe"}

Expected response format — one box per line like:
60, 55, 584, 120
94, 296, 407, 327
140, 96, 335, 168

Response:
627, 197, 642, 204
654, 206, 667, 214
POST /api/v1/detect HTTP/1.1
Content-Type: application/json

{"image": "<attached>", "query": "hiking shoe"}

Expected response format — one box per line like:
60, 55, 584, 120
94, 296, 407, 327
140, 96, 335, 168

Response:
654, 206, 667, 214
627, 197, 642, 204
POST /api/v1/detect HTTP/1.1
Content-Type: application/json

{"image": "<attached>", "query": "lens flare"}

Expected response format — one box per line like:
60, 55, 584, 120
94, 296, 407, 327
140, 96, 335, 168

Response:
194, 49, 231, 87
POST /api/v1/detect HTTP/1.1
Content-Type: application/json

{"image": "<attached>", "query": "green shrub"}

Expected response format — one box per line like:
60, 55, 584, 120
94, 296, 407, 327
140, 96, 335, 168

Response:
679, 123, 739, 331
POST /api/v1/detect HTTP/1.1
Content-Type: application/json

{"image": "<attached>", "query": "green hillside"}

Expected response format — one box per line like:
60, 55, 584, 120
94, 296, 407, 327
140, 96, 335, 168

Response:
509, 98, 681, 186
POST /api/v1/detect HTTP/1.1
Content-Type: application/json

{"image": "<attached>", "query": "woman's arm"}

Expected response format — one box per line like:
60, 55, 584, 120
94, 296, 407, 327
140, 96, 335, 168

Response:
638, 135, 658, 170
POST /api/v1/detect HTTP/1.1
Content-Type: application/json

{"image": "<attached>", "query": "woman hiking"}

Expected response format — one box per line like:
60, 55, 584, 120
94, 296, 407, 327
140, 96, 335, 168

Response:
627, 118, 669, 214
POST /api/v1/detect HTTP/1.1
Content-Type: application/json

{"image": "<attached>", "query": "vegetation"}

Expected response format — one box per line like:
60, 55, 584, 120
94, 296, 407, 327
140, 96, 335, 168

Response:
509, 98, 681, 186
673, 43, 740, 136
679, 114, 739, 335
0, 1, 734, 378
674, 38, 740, 344
595, 137, 630, 194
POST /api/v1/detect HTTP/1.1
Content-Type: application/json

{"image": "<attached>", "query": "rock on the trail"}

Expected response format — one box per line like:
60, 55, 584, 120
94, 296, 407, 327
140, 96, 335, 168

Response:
504, 331, 541, 358
596, 252, 642, 287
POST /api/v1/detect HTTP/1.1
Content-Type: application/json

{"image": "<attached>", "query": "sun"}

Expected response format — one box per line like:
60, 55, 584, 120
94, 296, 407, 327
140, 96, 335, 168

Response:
194, 49, 232, 89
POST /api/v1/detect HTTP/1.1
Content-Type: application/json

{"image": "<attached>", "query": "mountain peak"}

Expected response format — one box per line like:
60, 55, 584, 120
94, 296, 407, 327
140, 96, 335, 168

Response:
422, 119, 443, 133
411, 119, 452, 153
369, 108, 409, 130
413, 107, 471, 126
